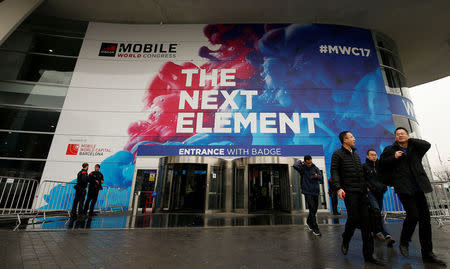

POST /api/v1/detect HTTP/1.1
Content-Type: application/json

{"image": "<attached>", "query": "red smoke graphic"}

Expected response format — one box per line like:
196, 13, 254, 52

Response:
125, 25, 263, 151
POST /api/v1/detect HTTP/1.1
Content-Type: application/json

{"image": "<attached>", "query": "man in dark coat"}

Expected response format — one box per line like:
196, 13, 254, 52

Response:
293, 155, 323, 236
363, 149, 394, 247
331, 131, 383, 266
83, 164, 104, 216
71, 163, 89, 218
379, 127, 446, 266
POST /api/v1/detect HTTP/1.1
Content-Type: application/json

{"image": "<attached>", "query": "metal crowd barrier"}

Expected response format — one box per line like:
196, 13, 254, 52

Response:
0, 177, 39, 215
427, 181, 450, 226
33, 180, 129, 213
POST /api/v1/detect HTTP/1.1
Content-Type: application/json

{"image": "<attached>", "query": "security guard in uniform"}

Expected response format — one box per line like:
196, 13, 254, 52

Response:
84, 164, 104, 216
71, 163, 89, 218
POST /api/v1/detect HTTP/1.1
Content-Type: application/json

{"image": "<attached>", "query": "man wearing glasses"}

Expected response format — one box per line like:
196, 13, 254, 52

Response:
379, 127, 446, 267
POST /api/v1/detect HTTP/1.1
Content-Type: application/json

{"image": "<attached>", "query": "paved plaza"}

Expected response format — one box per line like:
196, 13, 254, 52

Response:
0, 214, 449, 269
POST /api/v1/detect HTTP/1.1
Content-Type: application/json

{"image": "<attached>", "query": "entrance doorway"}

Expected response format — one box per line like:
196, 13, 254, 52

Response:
162, 163, 207, 212
248, 164, 290, 213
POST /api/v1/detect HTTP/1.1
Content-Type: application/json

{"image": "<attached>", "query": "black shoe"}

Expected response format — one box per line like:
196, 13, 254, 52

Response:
422, 253, 447, 267
385, 237, 395, 248
341, 241, 349, 255
305, 223, 313, 231
312, 228, 322, 236
399, 243, 409, 258
365, 256, 385, 266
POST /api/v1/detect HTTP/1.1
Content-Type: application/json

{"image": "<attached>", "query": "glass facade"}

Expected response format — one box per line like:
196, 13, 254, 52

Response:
0, 15, 87, 179
374, 32, 433, 178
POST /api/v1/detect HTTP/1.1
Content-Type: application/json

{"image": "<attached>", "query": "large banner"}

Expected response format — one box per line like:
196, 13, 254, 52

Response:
39, 23, 396, 208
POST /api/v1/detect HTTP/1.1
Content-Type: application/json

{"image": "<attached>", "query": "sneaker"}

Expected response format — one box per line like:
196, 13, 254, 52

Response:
305, 223, 313, 231
399, 243, 409, 258
385, 236, 395, 248
312, 228, 322, 236
375, 232, 385, 241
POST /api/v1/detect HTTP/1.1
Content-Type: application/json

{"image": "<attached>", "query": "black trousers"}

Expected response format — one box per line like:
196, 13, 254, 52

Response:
71, 189, 86, 216
343, 192, 374, 259
397, 191, 432, 254
84, 191, 99, 216
305, 194, 319, 230
330, 192, 339, 214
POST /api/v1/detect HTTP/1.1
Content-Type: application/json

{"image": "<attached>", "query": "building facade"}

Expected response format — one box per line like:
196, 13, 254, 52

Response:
0, 16, 425, 213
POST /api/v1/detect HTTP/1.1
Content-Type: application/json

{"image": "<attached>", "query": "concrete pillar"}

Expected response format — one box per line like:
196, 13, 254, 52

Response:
0, 0, 43, 45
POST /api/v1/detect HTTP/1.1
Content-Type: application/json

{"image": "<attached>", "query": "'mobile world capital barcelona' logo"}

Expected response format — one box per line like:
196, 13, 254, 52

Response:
66, 144, 112, 156
98, 42, 178, 59
66, 144, 80, 155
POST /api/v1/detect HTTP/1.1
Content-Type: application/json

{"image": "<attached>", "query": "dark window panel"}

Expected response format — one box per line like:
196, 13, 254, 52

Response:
0, 81, 68, 108
0, 159, 45, 179
0, 51, 75, 84
0, 132, 54, 159
0, 107, 60, 132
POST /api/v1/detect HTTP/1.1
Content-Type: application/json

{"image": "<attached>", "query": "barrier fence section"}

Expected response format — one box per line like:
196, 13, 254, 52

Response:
33, 180, 129, 212
0, 177, 39, 215
427, 181, 450, 226
336, 186, 404, 214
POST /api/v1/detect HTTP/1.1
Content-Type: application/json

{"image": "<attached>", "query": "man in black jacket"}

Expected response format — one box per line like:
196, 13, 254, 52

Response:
293, 155, 323, 236
331, 131, 383, 266
84, 164, 104, 216
379, 127, 446, 266
71, 162, 89, 218
363, 149, 394, 247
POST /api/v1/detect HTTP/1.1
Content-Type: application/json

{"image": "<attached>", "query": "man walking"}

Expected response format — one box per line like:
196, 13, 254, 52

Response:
331, 131, 383, 266
71, 163, 89, 218
84, 164, 104, 217
379, 127, 446, 266
294, 155, 323, 236
363, 149, 395, 247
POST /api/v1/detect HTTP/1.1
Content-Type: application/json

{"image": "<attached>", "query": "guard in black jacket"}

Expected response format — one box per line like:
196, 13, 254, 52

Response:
84, 164, 104, 216
331, 131, 383, 266
379, 127, 445, 266
363, 149, 394, 247
71, 163, 89, 218
293, 155, 323, 236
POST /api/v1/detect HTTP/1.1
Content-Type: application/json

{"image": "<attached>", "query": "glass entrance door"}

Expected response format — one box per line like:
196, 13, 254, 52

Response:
162, 163, 207, 212
248, 164, 290, 213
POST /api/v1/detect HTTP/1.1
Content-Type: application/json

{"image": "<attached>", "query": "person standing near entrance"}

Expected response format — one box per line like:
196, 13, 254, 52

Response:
293, 155, 323, 236
331, 131, 384, 266
362, 149, 395, 247
379, 127, 446, 266
84, 164, 104, 216
71, 162, 89, 218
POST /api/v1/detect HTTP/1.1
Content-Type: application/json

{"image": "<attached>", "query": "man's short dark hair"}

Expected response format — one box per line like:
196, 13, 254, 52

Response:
95, 164, 100, 168
367, 149, 377, 155
395, 127, 409, 135
339, 131, 350, 144
82, 162, 88, 168
304, 155, 312, 161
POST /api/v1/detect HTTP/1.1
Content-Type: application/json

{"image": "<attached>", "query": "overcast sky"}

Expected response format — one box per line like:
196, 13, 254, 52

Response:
410, 76, 450, 171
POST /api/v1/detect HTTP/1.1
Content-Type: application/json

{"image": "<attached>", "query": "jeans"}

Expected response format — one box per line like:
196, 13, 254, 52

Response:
367, 191, 390, 237
397, 191, 433, 254
343, 192, 374, 260
304, 194, 319, 230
